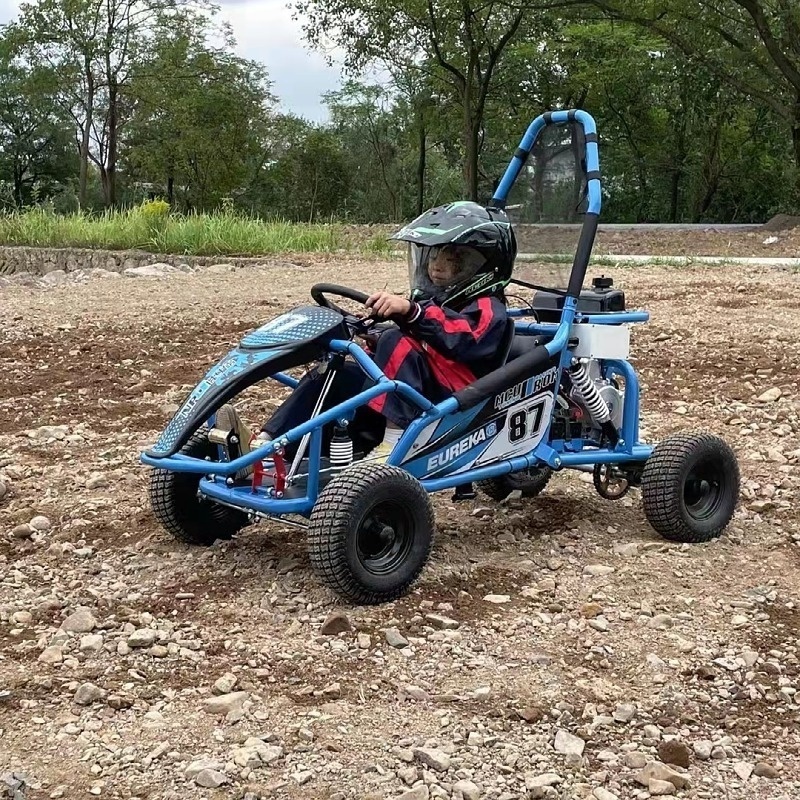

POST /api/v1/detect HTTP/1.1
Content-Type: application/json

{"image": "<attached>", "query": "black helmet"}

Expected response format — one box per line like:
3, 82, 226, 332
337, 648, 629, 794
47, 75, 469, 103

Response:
391, 201, 517, 309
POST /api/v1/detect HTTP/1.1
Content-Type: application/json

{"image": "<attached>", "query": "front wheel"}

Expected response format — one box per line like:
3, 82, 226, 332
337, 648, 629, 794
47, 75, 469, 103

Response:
641, 432, 740, 543
148, 429, 249, 546
308, 463, 434, 605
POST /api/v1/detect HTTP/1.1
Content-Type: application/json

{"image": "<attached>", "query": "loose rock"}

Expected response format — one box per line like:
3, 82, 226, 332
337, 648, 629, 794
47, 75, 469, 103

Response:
554, 729, 585, 756
657, 738, 691, 768
413, 747, 450, 772
320, 610, 352, 635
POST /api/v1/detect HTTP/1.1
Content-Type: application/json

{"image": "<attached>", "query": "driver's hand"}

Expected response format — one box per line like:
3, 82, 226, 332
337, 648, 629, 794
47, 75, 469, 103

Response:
365, 292, 411, 319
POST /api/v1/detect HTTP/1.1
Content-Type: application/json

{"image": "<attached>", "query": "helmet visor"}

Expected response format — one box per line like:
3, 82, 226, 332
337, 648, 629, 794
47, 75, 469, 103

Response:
407, 244, 487, 301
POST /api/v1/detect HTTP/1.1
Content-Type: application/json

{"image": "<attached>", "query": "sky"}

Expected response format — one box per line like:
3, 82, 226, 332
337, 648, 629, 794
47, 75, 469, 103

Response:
0, 0, 354, 123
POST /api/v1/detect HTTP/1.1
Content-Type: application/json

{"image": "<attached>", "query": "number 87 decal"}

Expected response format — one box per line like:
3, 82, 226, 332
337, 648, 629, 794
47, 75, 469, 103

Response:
507, 395, 549, 444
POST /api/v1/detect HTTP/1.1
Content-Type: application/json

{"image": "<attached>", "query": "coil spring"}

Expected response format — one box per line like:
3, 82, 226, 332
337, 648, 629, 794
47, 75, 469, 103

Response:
330, 437, 353, 470
570, 362, 611, 424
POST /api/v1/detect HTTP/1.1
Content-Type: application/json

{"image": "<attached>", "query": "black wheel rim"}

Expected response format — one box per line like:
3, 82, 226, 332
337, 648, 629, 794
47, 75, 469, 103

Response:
356, 500, 414, 576
684, 457, 726, 520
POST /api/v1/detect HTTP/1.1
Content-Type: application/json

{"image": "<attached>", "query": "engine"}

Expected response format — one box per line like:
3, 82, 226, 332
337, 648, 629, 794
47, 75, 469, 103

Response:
551, 358, 624, 444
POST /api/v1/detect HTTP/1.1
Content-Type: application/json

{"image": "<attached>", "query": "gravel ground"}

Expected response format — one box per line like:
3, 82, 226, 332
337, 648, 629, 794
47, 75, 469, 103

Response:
0, 254, 799, 800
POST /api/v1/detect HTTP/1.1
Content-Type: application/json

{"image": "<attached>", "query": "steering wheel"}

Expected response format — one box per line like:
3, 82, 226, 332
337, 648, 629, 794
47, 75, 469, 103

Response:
310, 283, 370, 317
310, 283, 397, 342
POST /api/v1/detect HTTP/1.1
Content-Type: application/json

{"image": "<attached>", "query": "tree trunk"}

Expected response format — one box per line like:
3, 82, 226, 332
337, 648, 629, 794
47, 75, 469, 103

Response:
167, 173, 174, 206
106, 81, 118, 207
464, 120, 480, 201
13, 162, 24, 208
416, 119, 426, 216
793, 95, 800, 202
79, 69, 95, 209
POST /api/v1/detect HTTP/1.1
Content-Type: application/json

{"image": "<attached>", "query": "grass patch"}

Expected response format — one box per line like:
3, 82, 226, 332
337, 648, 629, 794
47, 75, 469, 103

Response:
0, 206, 393, 257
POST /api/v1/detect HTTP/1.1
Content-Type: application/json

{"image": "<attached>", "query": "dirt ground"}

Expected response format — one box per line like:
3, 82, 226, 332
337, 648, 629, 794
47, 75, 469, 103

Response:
1, 254, 799, 800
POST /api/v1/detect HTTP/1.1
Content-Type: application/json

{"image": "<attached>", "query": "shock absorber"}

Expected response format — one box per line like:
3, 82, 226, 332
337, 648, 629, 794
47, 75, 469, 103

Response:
569, 360, 619, 445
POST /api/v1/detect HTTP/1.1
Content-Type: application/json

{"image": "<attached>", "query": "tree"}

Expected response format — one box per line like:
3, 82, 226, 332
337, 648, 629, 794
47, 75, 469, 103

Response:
14, 0, 219, 208
123, 13, 275, 210
587, 0, 800, 196
0, 32, 77, 207
294, 0, 571, 201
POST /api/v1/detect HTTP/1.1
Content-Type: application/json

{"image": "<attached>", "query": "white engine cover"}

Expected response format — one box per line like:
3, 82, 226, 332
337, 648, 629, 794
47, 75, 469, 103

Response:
570, 323, 630, 360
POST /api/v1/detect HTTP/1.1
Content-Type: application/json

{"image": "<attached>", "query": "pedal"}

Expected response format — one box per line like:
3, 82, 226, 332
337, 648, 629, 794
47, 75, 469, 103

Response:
452, 483, 476, 502
207, 427, 242, 460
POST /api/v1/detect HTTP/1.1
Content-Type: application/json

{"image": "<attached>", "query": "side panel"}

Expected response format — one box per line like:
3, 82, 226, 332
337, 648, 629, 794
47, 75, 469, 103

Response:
401, 364, 560, 479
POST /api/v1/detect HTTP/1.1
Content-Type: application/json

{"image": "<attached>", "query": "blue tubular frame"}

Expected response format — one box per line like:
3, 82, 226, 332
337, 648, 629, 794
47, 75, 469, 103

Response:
142, 109, 653, 518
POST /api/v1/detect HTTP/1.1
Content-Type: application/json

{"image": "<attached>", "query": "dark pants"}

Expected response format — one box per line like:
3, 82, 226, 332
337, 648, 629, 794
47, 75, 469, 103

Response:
262, 329, 452, 452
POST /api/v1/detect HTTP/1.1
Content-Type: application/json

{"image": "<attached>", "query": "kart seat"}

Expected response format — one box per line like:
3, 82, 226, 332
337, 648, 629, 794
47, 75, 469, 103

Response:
504, 326, 554, 363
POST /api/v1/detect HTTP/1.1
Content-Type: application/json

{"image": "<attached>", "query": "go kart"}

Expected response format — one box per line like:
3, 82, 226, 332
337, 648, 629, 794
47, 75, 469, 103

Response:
140, 109, 740, 605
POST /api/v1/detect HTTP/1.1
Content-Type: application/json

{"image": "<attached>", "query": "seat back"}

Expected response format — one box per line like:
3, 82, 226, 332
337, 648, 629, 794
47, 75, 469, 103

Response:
496, 317, 516, 366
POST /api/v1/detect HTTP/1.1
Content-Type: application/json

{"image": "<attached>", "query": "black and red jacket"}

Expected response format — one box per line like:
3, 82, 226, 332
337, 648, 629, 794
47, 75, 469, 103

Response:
395, 295, 508, 392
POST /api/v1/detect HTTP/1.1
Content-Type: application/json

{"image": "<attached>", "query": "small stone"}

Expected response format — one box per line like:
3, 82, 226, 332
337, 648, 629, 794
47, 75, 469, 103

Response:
85, 474, 108, 489
202, 691, 249, 716
525, 773, 562, 790
385, 628, 409, 649
399, 788, 429, 800
38, 645, 63, 664
357, 633, 371, 649
413, 746, 451, 772
127, 629, 157, 648
554, 729, 585, 756
519, 705, 545, 723
453, 779, 481, 800
658, 739, 691, 768
753, 762, 779, 778
185, 759, 224, 780
12, 611, 32, 625
80, 634, 103, 653
757, 387, 781, 402
624, 752, 648, 769
61, 608, 97, 633
74, 682, 105, 705
693, 740, 712, 760
635, 762, 691, 790
593, 789, 619, 800
648, 614, 673, 630
29, 515, 51, 531
648, 779, 676, 796
473, 686, 491, 700
213, 672, 238, 694
425, 613, 460, 630
149, 644, 168, 658
733, 761, 753, 781
107, 695, 133, 710
483, 594, 511, 604
613, 542, 638, 557
292, 771, 313, 785
398, 766, 419, 786
613, 702, 636, 722
194, 769, 227, 788
643, 724, 661, 740
584, 564, 615, 576
320, 610, 352, 635
581, 603, 603, 618
11, 523, 33, 539
589, 616, 609, 632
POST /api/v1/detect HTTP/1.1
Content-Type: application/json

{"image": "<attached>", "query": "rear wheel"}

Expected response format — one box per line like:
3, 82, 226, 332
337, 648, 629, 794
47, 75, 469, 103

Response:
148, 429, 249, 546
308, 463, 434, 605
641, 433, 740, 543
478, 466, 552, 502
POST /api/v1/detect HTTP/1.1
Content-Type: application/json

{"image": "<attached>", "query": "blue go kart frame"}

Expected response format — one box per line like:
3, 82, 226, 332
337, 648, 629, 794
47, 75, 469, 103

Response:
141, 109, 740, 605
